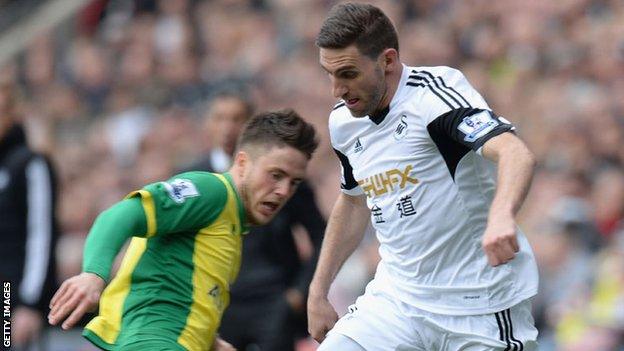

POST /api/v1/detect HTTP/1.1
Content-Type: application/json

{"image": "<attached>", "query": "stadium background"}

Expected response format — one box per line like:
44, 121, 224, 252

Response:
1, 0, 623, 350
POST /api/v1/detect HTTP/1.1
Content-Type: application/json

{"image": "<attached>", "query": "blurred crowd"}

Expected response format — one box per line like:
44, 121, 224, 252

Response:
1, 0, 624, 350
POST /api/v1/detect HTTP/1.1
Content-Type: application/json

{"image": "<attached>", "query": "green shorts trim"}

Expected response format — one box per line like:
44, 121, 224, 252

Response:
83, 329, 113, 350
83, 328, 187, 351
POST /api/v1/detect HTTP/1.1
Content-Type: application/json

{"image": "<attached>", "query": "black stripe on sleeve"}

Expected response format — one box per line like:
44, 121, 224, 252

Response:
406, 80, 454, 109
416, 70, 473, 108
438, 76, 472, 108
410, 72, 464, 108
333, 148, 358, 190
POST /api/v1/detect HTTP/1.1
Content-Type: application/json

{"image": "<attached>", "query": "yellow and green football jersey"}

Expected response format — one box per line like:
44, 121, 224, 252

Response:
83, 172, 247, 351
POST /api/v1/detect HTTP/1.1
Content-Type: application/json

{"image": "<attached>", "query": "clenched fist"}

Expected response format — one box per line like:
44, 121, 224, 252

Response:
482, 216, 519, 267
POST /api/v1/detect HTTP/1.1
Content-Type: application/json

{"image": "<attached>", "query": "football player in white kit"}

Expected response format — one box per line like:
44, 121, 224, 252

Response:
308, 3, 539, 351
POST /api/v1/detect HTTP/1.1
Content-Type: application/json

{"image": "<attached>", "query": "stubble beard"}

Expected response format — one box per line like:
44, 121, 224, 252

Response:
239, 180, 256, 226
360, 67, 386, 117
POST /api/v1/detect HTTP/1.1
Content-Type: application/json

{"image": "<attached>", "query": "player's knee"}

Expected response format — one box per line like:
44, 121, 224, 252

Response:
318, 333, 366, 351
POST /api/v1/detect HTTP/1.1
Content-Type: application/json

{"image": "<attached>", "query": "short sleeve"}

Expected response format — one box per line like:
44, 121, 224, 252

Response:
412, 67, 516, 178
333, 148, 364, 196
427, 109, 515, 153
128, 172, 228, 237
416, 67, 515, 153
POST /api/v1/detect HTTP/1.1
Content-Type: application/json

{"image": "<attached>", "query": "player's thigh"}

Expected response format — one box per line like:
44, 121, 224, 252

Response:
322, 290, 423, 351
485, 299, 538, 351
425, 299, 538, 351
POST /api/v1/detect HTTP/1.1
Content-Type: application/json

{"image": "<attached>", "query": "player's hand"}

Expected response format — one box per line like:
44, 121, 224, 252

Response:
12, 306, 43, 346
482, 214, 519, 267
307, 294, 338, 343
48, 272, 105, 330
212, 336, 236, 351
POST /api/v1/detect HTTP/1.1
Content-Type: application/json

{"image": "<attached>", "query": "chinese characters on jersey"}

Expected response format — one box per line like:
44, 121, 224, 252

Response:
370, 195, 417, 223
397, 195, 416, 217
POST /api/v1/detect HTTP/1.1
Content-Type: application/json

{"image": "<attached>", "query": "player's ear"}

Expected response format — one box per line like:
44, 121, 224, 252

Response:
233, 150, 249, 178
381, 48, 398, 72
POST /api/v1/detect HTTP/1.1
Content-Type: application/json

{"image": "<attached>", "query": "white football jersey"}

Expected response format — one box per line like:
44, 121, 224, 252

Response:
329, 64, 538, 315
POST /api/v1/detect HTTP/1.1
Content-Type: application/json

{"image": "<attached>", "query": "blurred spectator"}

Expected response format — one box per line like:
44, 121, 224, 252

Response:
0, 0, 623, 349
183, 91, 326, 351
555, 229, 624, 350
66, 38, 111, 116
187, 92, 253, 171
592, 167, 624, 240
532, 197, 598, 349
0, 83, 59, 350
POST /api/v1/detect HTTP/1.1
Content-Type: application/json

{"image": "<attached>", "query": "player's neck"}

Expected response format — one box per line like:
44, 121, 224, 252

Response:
377, 63, 403, 113
228, 164, 242, 190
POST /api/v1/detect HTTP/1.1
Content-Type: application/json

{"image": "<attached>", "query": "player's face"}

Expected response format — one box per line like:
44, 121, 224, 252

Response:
238, 145, 308, 225
206, 97, 250, 156
320, 45, 388, 117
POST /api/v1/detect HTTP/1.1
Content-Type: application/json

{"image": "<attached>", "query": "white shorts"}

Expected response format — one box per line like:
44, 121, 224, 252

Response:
323, 282, 538, 351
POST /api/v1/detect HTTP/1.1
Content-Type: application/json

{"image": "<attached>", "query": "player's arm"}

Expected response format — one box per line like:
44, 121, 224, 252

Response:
48, 197, 147, 329
481, 132, 536, 266
421, 68, 535, 267
307, 192, 369, 342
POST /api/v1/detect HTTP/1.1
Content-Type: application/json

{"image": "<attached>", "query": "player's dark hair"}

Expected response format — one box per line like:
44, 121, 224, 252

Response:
316, 2, 399, 59
238, 109, 319, 160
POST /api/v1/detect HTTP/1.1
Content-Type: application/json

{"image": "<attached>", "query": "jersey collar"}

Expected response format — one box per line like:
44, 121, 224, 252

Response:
369, 105, 390, 125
